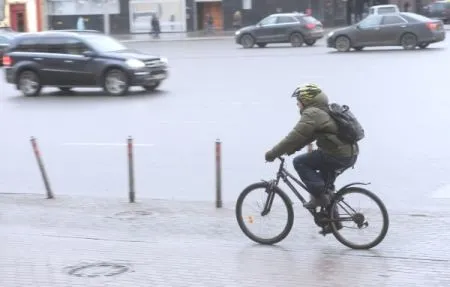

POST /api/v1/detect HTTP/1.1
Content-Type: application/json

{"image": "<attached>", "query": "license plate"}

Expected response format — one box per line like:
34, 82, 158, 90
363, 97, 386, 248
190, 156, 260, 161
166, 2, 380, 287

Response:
154, 74, 165, 80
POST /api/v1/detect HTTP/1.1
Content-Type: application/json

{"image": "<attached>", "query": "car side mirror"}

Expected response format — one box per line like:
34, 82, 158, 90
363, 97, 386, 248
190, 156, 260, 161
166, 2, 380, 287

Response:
82, 50, 95, 57
257, 23, 262, 27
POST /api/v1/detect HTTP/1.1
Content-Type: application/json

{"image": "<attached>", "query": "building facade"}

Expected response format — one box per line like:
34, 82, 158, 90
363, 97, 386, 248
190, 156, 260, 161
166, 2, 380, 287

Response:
185, 0, 349, 32
1, 0, 43, 32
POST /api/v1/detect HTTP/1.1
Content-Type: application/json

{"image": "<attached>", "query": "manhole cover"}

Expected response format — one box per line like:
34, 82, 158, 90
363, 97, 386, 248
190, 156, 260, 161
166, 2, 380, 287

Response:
66, 262, 131, 278
112, 210, 156, 220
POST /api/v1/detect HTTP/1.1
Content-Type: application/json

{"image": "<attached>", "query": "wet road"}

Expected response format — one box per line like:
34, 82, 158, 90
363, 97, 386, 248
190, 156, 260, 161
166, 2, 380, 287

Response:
1, 36, 450, 210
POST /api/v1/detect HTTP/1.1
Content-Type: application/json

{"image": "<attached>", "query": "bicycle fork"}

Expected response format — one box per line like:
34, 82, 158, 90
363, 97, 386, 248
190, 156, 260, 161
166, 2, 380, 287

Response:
261, 181, 277, 216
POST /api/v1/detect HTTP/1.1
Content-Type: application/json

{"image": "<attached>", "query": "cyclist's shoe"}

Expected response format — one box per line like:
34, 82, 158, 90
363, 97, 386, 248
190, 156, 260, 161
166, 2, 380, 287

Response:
303, 193, 331, 209
319, 222, 343, 235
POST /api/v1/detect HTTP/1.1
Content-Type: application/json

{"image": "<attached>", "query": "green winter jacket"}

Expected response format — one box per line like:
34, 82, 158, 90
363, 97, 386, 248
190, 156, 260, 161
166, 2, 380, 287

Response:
267, 92, 358, 158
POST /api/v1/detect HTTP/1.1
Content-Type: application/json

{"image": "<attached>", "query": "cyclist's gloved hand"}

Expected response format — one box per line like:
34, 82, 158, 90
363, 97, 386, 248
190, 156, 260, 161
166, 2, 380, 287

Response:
265, 151, 276, 162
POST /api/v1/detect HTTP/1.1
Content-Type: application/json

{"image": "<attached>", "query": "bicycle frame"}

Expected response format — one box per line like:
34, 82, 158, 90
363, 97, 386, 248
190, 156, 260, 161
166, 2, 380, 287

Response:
262, 157, 312, 216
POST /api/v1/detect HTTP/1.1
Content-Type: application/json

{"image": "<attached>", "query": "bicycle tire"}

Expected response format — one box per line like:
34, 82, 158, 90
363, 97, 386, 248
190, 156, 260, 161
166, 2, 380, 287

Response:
330, 187, 389, 250
235, 182, 294, 245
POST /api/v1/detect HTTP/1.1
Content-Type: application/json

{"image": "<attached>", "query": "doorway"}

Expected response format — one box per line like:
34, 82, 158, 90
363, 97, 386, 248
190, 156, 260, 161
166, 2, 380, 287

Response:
9, 4, 27, 32
196, 1, 223, 30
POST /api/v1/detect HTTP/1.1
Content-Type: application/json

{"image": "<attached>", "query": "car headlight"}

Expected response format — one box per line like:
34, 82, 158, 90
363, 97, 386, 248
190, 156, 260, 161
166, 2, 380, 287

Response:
327, 31, 334, 37
126, 59, 145, 68
235, 30, 241, 36
159, 57, 168, 65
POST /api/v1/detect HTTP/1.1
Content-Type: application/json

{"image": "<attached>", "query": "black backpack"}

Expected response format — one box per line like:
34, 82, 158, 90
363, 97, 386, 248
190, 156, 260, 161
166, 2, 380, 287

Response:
328, 103, 365, 144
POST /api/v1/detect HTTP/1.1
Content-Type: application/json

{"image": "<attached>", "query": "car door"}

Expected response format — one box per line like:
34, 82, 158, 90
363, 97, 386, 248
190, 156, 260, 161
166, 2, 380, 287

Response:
379, 15, 408, 45
62, 37, 97, 86
274, 16, 298, 42
354, 15, 383, 46
253, 15, 278, 42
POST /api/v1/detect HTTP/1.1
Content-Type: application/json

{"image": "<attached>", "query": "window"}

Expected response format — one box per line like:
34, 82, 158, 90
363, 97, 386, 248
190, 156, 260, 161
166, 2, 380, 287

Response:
83, 35, 126, 52
259, 16, 277, 26
276, 16, 296, 24
358, 15, 382, 28
47, 0, 120, 15
41, 37, 67, 54
242, 0, 252, 10
64, 38, 90, 55
401, 12, 432, 23
382, 15, 406, 25
0, 36, 8, 44
15, 38, 41, 52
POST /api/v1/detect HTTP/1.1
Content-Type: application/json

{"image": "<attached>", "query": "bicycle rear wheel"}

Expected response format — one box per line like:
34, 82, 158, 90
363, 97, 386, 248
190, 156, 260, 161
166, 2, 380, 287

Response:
329, 187, 389, 250
235, 182, 294, 245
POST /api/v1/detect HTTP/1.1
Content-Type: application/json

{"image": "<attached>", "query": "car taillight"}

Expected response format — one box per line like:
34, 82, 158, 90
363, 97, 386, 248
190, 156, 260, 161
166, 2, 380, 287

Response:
306, 23, 316, 29
2, 55, 12, 66
426, 22, 438, 30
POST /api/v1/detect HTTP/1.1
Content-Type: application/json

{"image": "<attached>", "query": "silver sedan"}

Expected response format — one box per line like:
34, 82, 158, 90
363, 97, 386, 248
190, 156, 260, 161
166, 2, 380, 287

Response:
327, 12, 446, 52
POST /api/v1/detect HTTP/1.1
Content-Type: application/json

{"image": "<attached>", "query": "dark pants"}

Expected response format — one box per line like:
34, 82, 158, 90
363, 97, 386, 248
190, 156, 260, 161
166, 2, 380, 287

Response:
293, 150, 357, 197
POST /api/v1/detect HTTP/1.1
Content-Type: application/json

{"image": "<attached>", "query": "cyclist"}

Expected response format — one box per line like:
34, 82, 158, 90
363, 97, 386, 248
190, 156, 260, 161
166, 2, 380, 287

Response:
264, 84, 358, 232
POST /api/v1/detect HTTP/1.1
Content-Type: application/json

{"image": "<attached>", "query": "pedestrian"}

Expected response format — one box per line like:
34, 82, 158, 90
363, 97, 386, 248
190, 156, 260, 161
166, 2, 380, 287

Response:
150, 14, 161, 39
233, 10, 242, 30
76, 16, 85, 31
404, 1, 410, 12
205, 14, 214, 33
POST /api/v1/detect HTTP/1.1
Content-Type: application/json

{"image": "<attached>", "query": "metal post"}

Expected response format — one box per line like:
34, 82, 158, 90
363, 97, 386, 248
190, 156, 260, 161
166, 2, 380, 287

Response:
103, 0, 110, 34
127, 136, 135, 203
30, 137, 54, 199
307, 143, 313, 201
215, 139, 222, 208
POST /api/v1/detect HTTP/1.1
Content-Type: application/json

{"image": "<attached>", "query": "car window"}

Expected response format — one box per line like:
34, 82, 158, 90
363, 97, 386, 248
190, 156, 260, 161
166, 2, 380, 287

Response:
276, 16, 297, 24
401, 12, 431, 23
42, 37, 68, 54
15, 38, 41, 52
259, 16, 277, 26
82, 34, 127, 52
64, 38, 91, 55
430, 2, 446, 11
382, 15, 406, 25
377, 7, 398, 14
0, 36, 8, 44
358, 15, 383, 28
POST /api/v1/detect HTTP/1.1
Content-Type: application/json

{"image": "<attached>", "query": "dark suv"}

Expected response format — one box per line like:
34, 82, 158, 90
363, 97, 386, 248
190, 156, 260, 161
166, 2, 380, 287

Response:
2, 31, 169, 96
234, 12, 324, 48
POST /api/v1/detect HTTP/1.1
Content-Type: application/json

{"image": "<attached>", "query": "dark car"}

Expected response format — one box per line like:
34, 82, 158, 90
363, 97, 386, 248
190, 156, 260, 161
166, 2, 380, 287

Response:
2, 31, 169, 97
424, 1, 450, 23
0, 33, 17, 66
327, 12, 445, 52
234, 12, 324, 48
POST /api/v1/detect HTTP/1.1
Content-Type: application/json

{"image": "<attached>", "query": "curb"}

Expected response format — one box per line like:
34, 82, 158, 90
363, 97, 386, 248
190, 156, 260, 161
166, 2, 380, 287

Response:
119, 36, 234, 43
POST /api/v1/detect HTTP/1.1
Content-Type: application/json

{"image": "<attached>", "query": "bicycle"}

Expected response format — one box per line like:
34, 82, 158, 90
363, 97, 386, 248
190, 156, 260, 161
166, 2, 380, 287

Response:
235, 156, 389, 250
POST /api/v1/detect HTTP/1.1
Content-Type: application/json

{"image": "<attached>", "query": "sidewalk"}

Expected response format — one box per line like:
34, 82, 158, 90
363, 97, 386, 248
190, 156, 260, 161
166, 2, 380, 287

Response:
1, 193, 450, 286
116, 25, 450, 43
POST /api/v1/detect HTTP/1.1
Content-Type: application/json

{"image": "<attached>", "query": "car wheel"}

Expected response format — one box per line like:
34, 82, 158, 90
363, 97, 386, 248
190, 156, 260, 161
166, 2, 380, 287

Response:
418, 42, 429, 49
18, 70, 42, 97
353, 46, 364, 51
257, 43, 267, 48
58, 87, 72, 92
240, 34, 255, 48
103, 68, 129, 96
335, 36, 351, 52
290, 33, 304, 47
143, 81, 161, 91
305, 39, 316, 46
401, 33, 417, 50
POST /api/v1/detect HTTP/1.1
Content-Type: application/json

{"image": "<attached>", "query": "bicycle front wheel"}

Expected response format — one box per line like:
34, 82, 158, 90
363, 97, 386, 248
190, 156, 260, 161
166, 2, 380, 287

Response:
330, 187, 389, 250
235, 182, 294, 245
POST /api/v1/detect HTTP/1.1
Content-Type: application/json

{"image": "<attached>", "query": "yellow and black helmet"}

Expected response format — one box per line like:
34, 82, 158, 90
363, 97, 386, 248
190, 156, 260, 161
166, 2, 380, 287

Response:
291, 83, 322, 101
